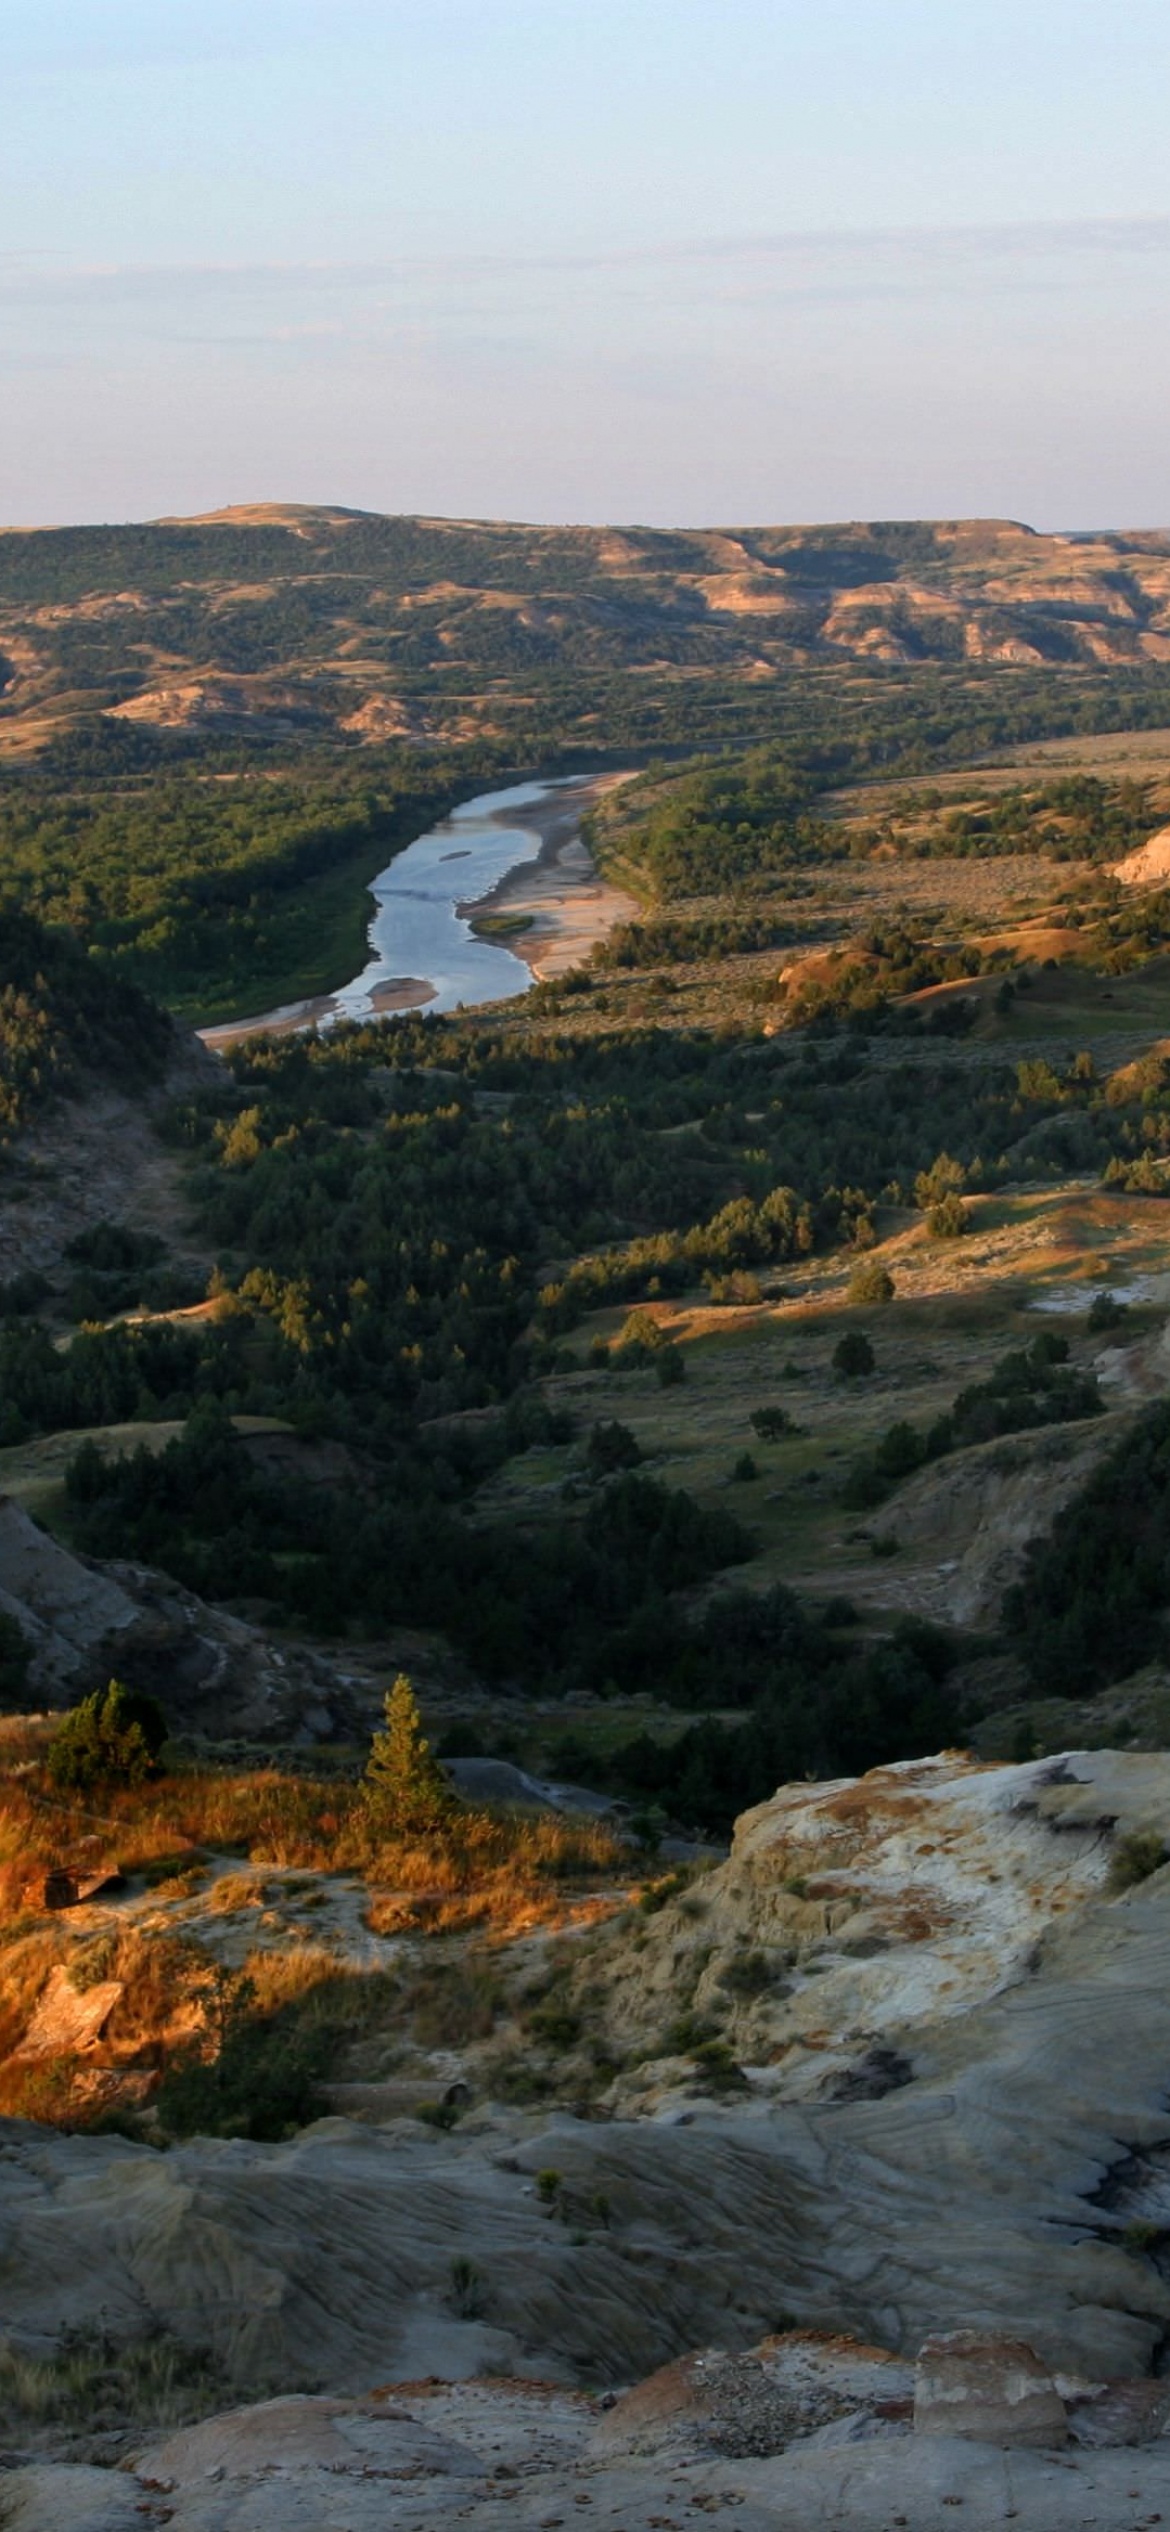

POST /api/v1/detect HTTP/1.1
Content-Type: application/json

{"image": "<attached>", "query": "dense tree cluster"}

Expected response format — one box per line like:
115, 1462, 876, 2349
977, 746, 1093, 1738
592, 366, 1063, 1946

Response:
1004, 1400, 1170, 1695
0, 761, 493, 1009
868, 775, 1157, 863
0, 908, 171, 1144
842, 1333, 1103, 1510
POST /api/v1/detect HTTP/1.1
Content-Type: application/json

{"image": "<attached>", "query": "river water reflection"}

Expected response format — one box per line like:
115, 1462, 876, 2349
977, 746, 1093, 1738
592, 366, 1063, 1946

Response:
204, 774, 598, 1046
332, 775, 587, 1019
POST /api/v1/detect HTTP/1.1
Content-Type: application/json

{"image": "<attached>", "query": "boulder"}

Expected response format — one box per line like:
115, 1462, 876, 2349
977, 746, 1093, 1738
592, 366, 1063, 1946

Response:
914, 2330, 1067, 2447
13, 1964, 124, 2061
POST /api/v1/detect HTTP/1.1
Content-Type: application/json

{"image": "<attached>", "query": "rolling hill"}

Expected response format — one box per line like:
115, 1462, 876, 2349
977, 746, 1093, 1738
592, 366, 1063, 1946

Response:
2, 507, 1170, 760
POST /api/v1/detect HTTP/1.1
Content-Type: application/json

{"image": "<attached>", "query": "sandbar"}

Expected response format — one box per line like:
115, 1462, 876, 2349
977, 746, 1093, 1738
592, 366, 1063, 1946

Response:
201, 973, 435, 1051
460, 770, 640, 979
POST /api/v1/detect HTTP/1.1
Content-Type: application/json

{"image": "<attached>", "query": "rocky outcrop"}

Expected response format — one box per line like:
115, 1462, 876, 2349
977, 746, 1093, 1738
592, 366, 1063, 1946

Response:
859, 1415, 1124, 1627
0, 1498, 141, 1695
0, 1493, 365, 1739
10, 2348, 1170, 2531
6, 1755, 1170, 2397
1114, 824, 1170, 887
913, 2330, 1067, 2446
0, 1027, 218, 1287
580, 1749, 1137, 2104
594, 2332, 913, 2457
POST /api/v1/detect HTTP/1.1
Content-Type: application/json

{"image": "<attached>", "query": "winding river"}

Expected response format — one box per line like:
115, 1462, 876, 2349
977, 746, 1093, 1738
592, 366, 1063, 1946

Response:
202, 773, 606, 1047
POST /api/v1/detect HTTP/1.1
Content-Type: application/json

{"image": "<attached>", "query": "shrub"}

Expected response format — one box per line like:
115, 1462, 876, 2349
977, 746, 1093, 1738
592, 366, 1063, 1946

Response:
833, 1331, 875, 1377
692, 2039, 748, 2092
875, 1421, 925, 1479
720, 1948, 776, 1996
1109, 1829, 1167, 1892
822, 1595, 858, 1627
925, 1192, 970, 1239
638, 1870, 687, 1914
655, 1344, 686, 1387
664, 2012, 720, 2055
447, 2256, 488, 2317
914, 1153, 967, 1208
528, 2005, 582, 2048
848, 1260, 894, 1306
586, 1419, 642, 1477
704, 1270, 763, 1306
155, 1967, 328, 2141
618, 1308, 668, 1357
45, 1680, 167, 1793
0, 2323, 228, 2438
1088, 1289, 1130, 1333
751, 1406, 793, 1440
731, 1451, 759, 1482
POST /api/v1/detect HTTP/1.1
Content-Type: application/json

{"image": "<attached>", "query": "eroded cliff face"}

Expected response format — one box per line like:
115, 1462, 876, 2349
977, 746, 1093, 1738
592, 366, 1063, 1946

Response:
4, 1753, 1170, 2385
576, 1750, 1132, 2110
8, 1748, 1170, 2520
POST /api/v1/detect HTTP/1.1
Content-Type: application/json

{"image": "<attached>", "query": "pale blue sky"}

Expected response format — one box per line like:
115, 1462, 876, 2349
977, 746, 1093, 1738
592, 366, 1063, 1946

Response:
3, 0, 1169, 527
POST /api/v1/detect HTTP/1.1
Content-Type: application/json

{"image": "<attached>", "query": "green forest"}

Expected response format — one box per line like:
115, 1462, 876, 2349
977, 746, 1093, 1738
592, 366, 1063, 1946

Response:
6, 591, 1170, 1828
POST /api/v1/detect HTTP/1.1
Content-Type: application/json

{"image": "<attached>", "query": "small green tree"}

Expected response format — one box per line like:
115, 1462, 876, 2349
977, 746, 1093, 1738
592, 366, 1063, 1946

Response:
618, 1308, 667, 1355
834, 1331, 875, 1377
926, 1192, 969, 1239
362, 1674, 452, 1838
586, 1419, 642, 1477
751, 1406, 792, 1440
45, 1679, 167, 1792
848, 1260, 895, 1306
914, 1153, 966, 1209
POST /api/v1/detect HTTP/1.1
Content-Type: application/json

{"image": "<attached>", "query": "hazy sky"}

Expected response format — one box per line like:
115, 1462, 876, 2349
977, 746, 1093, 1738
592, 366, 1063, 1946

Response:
3, 0, 1169, 528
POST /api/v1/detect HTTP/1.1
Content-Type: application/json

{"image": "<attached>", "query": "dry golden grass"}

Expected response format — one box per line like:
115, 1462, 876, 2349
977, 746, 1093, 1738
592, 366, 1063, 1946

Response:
0, 1918, 383, 2123
0, 1927, 68, 2060
0, 1756, 626, 1919
364, 1811, 628, 1938
0, 1921, 201, 2117
0, 1766, 354, 1917
204, 1870, 275, 1915
0, 1753, 629, 2126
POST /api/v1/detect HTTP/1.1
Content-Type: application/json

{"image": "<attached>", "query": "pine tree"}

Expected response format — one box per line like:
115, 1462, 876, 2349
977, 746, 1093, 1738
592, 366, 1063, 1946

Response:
362, 1674, 451, 1837
46, 1678, 167, 1792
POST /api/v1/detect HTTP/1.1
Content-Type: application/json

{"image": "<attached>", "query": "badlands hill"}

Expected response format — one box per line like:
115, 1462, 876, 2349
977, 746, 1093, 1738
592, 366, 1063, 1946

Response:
2, 509, 1170, 757
11, 1749, 1170, 2528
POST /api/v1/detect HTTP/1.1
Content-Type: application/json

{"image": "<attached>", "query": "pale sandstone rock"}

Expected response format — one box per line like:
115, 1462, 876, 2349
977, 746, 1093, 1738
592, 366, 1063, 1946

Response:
13, 1966, 124, 2061
135, 2391, 483, 2481
588, 1747, 1149, 2110
11, 2383, 1170, 2532
8, 1754, 1170, 2426
914, 2328, 1067, 2446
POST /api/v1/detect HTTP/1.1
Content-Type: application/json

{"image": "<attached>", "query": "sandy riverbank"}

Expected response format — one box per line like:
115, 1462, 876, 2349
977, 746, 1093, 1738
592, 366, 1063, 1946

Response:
200, 972, 435, 1052
460, 770, 640, 979
199, 769, 638, 1050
